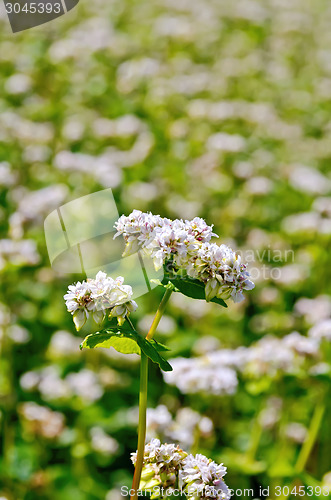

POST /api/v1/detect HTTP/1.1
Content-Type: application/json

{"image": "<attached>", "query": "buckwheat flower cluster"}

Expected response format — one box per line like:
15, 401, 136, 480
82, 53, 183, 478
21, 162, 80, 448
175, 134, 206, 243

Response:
131, 439, 230, 499
180, 453, 230, 500
131, 438, 188, 491
114, 210, 254, 303
193, 242, 254, 303
64, 271, 137, 330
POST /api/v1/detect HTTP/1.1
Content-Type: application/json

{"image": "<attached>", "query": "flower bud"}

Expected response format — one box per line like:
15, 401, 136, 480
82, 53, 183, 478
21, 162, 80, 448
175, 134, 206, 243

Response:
92, 310, 105, 325
205, 278, 218, 301
73, 309, 87, 331
141, 465, 156, 482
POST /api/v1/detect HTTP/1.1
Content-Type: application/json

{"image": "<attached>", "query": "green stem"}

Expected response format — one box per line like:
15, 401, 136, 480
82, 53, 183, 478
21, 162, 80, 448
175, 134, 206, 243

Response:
130, 288, 173, 500
279, 402, 325, 500
247, 417, 263, 462
130, 351, 148, 500
146, 288, 173, 341
294, 402, 325, 474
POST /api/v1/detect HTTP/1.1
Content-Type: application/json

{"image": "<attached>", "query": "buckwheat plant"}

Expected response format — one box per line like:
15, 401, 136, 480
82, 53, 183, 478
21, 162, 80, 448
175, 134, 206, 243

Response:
131, 438, 231, 499
64, 210, 254, 499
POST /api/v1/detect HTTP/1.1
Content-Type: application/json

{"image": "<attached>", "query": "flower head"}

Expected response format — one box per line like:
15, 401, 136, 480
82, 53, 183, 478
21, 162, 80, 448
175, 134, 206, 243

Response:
180, 453, 230, 499
133, 439, 230, 499
114, 210, 254, 303
64, 272, 137, 330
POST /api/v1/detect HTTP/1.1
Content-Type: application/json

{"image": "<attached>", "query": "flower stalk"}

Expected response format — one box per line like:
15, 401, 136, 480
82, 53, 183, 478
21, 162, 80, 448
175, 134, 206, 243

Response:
130, 351, 149, 500
130, 288, 173, 500
279, 401, 326, 500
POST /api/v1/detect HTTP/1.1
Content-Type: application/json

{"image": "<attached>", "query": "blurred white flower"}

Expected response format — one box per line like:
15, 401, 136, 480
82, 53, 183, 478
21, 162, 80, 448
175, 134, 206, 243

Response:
5, 74, 32, 94
207, 133, 246, 153
93, 115, 144, 138
289, 165, 331, 195
54, 151, 122, 188
245, 177, 274, 195
48, 330, 81, 357
275, 264, 309, 285
7, 325, 30, 344
66, 369, 104, 402
10, 185, 68, 228
313, 197, 331, 217
192, 336, 221, 355
117, 58, 161, 93
285, 423, 307, 443
0, 162, 17, 187
146, 405, 214, 450
106, 490, 123, 500
282, 212, 321, 234
308, 319, 331, 341
90, 427, 119, 455
19, 402, 65, 439
294, 295, 331, 325
164, 357, 239, 396
38, 367, 71, 401
20, 371, 41, 391
0, 239, 40, 269
258, 397, 282, 429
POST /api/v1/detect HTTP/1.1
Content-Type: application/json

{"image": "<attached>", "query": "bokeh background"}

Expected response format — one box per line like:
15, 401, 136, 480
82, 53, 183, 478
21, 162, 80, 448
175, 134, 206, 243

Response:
1, 0, 331, 498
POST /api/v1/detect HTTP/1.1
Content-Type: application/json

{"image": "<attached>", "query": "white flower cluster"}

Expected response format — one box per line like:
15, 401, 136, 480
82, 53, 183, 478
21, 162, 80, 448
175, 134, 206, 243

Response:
90, 427, 119, 456
146, 405, 214, 450
20, 366, 104, 403
114, 210, 254, 303
0, 239, 40, 270
180, 453, 229, 500
308, 319, 331, 342
64, 271, 137, 330
164, 331, 323, 396
163, 356, 239, 396
131, 438, 230, 499
19, 402, 65, 439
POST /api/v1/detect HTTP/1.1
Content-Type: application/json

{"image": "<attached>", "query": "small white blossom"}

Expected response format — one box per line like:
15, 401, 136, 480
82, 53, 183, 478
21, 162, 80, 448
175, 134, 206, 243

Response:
90, 427, 119, 455
64, 271, 137, 330
308, 319, 331, 341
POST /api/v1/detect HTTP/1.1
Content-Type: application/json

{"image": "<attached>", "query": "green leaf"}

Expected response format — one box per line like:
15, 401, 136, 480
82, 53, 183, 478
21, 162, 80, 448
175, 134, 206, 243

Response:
80, 327, 172, 372
162, 276, 227, 308
80, 329, 141, 355
136, 336, 173, 372
149, 339, 171, 352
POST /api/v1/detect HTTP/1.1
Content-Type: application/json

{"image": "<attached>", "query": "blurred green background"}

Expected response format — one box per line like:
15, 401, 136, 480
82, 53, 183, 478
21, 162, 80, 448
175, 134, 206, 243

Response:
0, 0, 331, 498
